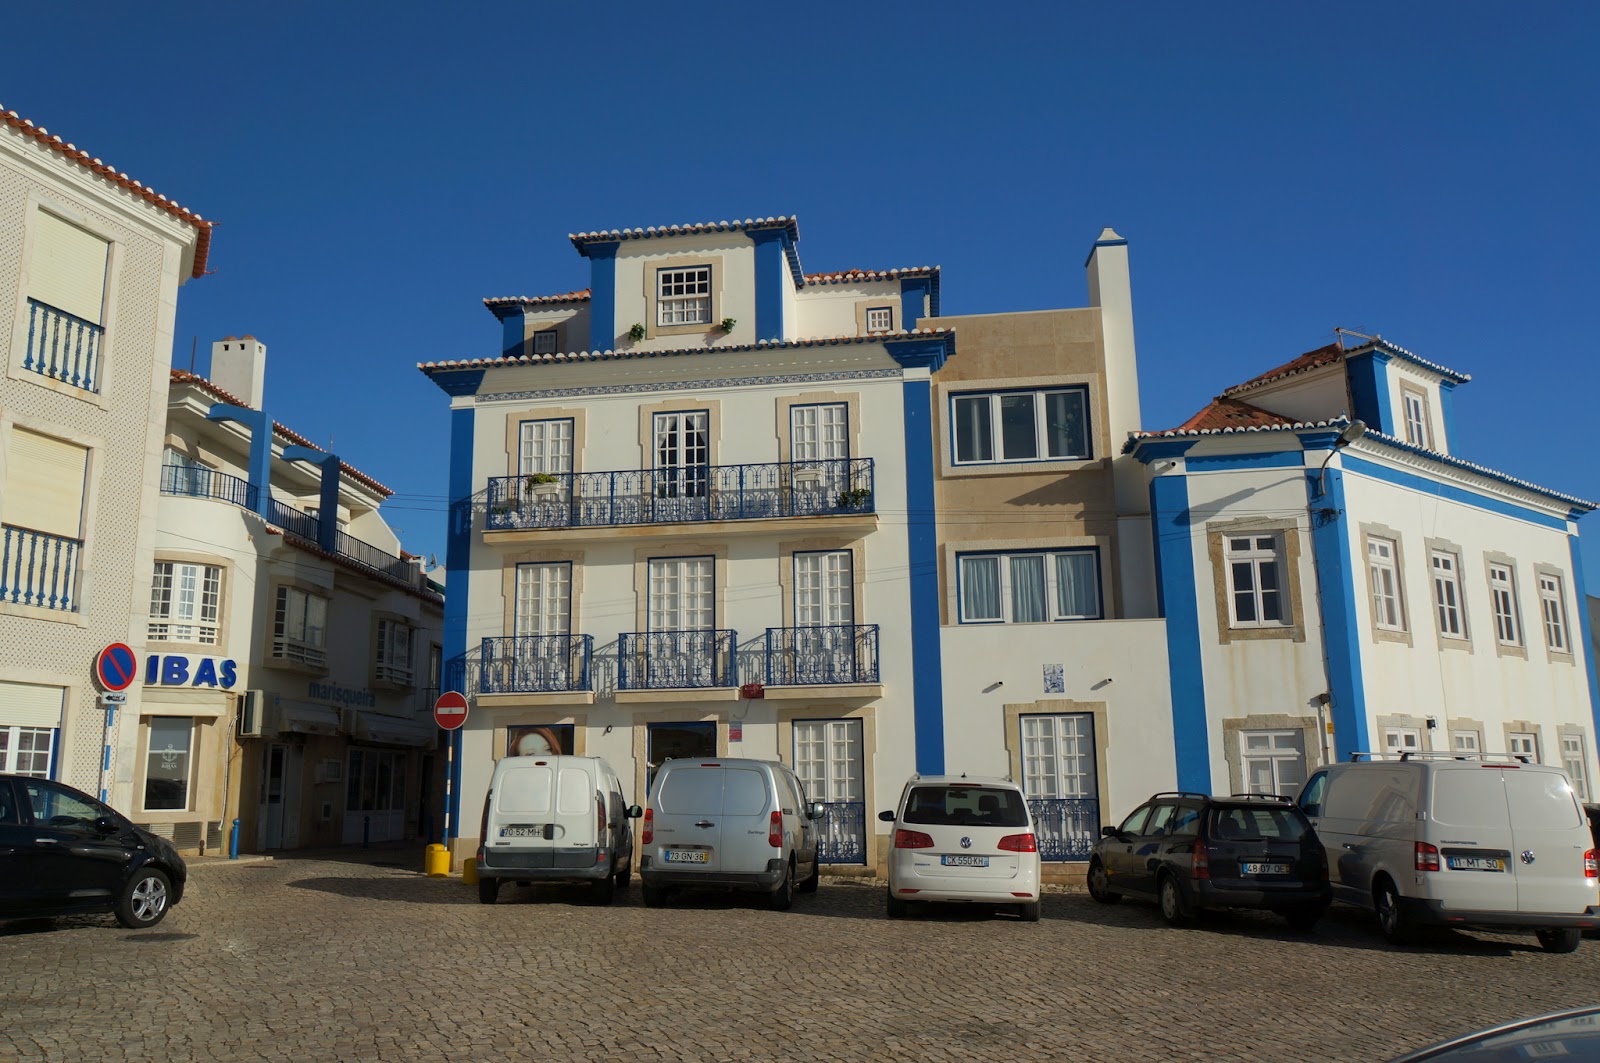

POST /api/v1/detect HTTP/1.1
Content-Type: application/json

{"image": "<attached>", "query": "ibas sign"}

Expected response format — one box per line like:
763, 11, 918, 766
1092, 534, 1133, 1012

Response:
144, 654, 239, 689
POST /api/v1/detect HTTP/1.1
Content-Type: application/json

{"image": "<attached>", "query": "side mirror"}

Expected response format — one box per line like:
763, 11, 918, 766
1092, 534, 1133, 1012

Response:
877, 810, 897, 823
1099, 825, 1122, 839
94, 816, 119, 835
626, 805, 643, 819
807, 802, 825, 820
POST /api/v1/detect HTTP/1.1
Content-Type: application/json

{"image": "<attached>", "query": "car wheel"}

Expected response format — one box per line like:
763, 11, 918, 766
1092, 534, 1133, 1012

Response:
1087, 859, 1121, 904
591, 873, 616, 906
477, 877, 501, 905
643, 884, 669, 908
1537, 927, 1582, 954
798, 857, 821, 894
767, 859, 794, 911
1375, 878, 1416, 945
886, 890, 909, 919
115, 867, 172, 929
1017, 900, 1041, 923
1158, 874, 1190, 928
616, 867, 632, 890
1284, 906, 1322, 933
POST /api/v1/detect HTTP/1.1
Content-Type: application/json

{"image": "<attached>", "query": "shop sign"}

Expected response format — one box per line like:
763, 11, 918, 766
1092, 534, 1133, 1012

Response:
144, 653, 239, 689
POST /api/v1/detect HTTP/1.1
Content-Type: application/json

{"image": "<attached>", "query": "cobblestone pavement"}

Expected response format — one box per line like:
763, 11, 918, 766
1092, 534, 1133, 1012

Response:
3, 847, 1598, 1062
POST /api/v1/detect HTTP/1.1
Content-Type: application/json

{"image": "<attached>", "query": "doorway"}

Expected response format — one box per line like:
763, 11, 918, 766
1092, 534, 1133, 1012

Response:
646, 721, 716, 794
258, 743, 303, 850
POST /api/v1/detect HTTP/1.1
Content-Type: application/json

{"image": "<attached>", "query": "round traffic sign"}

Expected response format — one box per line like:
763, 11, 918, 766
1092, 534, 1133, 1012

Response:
96, 643, 138, 692
433, 690, 469, 730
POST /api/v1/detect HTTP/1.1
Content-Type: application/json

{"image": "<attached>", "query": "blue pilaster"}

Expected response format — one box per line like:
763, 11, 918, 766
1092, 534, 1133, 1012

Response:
586, 241, 619, 349
500, 309, 524, 359
1345, 351, 1395, 437
281, 446, 343, 554
1304, 456, 1371, 756
1146, 449, 1210, 791
1438, 379, 1458, 451
1570, 534, 1600, 742
900, 277, 933, 329
207, 403, 273, 520
901, 371, 944, 775
749, 230, 787, 341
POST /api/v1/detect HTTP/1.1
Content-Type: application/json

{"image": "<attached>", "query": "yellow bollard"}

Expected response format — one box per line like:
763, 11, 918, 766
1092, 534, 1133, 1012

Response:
461, 853, 479, 885
424, 843, 450, 877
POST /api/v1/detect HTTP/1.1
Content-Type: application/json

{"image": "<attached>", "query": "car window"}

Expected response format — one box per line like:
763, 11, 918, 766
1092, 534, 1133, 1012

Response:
1299, 772, 1327, 817
1170, 805, 1201, 837
24, 780, 104, 832
902, 785, 1028, 828
1119, 805, 1152, 835
1145, 804, 1176, 837
1209, 805, 1312, 841
656, 769, 723, 813
0, 782, 17, 826
723, 769, 769, 816
1504, 771, 1582, 829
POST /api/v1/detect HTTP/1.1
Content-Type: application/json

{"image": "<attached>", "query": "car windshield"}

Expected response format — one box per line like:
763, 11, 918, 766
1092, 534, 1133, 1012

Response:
902, 785, 1029, 828
1208, 805, 1310, 842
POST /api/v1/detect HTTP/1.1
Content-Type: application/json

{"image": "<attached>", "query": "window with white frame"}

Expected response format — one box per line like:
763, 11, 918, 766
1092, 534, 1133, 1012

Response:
0, 725, 55, 777
531, 329, 558, 354
515, 562, 572, 636
375, 618, 414, 685
1020, 714, 1098, 800
162, 445, 215, 497
1538, 572, 1570, 653
518, 418, 573, 477
1240, 730, 1307, 797
653, 411, 710, 498
656, 266, 712, 326
1401, 388, 1432, 448
273, 585, 329, 666
1383, 727, 1422, 754
958, 549, 1101, 623
1488, 562, 1522, 646
648, 556, 714, 631
794, 719, 864, 805
24, 211, 110, 393
951, 387, 1090, 464
144, 717, 194, 811
1451, 729, 1481, 755
795, 551, 854, 626
1367, 537, 1405, 631
1224, 534, 1287, 628
1431, 551, 1467, 639
865, 306, 894, 332
1562, 736, 1590, 800
148, 562, 222, 644
1509, 731, 1539, 762
0, 681, 62, 778
791, 404, 849, 462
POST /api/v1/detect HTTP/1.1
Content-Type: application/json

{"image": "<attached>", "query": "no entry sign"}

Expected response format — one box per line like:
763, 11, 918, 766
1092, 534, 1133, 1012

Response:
433, 690, 469, 730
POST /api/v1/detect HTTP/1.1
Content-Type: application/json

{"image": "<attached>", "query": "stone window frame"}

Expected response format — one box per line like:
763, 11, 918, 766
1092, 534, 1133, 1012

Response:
858, 303, 897, 334
774, 391, 861, 465
146, 549, 234, 650
941, 534, 1111, 628
1375, 711, 1430, 754
637, 397, 721, 471
483, 705, 591, 762
1001, 699, 1109, 823
1423, 537, 1472, 652
1533, 562, 1575, 663
777, 536, 868, 628
1557, 726, 1592, 801
642, 254, 726, 340
501, 405, 587, 477
631, 542, 728, 633
1221, 714, 1322, 795
1448, 717, 1485, 756
1207, 518, 1306, 644
500, 548, 585, 639
628, 708, 732, 809
1360, 523, 1412, 647
1399, 383, 1433, 449
1503, 721, 1544, 763
1483, 552, 1527, 660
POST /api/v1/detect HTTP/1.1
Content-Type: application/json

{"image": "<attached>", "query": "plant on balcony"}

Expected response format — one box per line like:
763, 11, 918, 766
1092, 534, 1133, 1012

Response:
628, 322, 646, 342
720, 316, 737, 333
523, 472, 559, 492
836, 487, 872, 509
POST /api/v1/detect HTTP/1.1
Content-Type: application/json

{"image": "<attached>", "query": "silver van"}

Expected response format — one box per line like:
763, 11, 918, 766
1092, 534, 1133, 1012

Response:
476, 755, 640, 905
1298, 751, 1600, 951
639, 758, 823, 909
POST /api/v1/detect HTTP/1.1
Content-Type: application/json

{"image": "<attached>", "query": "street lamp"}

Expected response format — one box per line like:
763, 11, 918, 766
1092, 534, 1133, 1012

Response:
1317, 420, 1367, 497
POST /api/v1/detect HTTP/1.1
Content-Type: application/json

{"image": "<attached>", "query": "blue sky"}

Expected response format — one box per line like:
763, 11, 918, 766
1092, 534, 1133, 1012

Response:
8, 3, 1599, 593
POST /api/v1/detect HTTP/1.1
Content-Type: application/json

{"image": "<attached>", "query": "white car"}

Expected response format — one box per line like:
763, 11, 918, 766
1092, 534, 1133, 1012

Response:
879, 775, 1042, 921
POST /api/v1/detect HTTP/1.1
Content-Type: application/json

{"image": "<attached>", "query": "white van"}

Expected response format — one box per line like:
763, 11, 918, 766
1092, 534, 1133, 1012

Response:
639, 758, 823, 910
475, 755, 640, 905
1298, 752, 1600, 951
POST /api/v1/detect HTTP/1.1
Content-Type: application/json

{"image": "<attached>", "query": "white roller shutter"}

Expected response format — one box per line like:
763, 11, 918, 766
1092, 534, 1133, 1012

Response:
0, 681, 65, 727
4, 427, 87, 538
30, 211, 109, 324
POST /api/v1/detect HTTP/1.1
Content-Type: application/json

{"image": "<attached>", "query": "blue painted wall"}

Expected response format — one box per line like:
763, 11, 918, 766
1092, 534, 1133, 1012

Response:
749, 230, 787, 341
586, 241, 618, 350
1148, 465, 1211, 791
1304, 461, 1371, 756
1569, 534, 1600, 742
901, 375, 944, 775
1345, 351, 1395, 436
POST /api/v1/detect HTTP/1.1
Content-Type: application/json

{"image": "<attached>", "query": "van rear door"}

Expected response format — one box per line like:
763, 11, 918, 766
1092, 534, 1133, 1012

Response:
1429, 767, 1518, 913
552, 762, 600, 869
652, 766, 726, 869
718, 767, 775, 874
1504, 769, 1596, 916
491, 762, 558, 868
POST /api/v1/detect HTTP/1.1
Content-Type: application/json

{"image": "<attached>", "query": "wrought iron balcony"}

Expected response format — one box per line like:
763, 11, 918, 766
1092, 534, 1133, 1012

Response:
1026, 797, 1100, 861
266, 497, 320, 541
23, 298, 102, 393
813, 800, 868, 864
485, 458, 875, 531
618, 629, 736, 690
765, 624, 879, 685
0, 524, 80, 611
479, 635, 594, 694
161, 464, 258, 509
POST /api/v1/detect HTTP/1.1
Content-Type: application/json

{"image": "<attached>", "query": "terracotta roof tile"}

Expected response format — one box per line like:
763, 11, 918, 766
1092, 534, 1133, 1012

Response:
483, 289, 591, 308
1170, 396, 1301, 433
570, 216, 799, 247
1221, 343, 1345, 398
802, 267, 938, 285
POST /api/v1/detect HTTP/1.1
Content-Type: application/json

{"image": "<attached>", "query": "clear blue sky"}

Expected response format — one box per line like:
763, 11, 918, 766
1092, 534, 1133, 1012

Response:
8, 3, 1599, 593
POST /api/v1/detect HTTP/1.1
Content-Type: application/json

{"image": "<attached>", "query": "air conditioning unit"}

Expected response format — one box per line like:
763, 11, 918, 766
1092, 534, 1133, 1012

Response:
237, 690, 265, 737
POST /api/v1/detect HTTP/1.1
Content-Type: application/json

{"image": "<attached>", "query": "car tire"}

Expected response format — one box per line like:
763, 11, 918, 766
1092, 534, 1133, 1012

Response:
591, 873, 616, 906
798, 857, 821, 894
1537, 927, 1582, 954
1158, 874, 1190, 928
887, 890, 909, 919
1087, 859, 1121, 904
1284, 905, 1322, 933
643, 884, 669, 908
767, 860, 794, 911
1375, 878, 1417, 945
1017, 900, 1041, 923
477, 877, 501, 905
616, 867, 632, 890
115, 867, 172, 929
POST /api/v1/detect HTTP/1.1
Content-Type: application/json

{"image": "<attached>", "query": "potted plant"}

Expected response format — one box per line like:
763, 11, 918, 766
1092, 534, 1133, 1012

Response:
628, 322, 646, 342
836, 487, 872, 509
523, 472, 562, 499
720, 317, 737, 333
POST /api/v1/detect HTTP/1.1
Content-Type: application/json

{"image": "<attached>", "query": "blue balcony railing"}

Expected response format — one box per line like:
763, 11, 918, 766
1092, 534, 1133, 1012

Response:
618, 630, 736, 690
0, 524, 80, 612
813, 800, 868, 864
1027, 797, 1100, 861
23, 298, 102, 393
479, 635, 593, 694
485, 458, 875, 531
765, 624, 879, 685
161, 464, 258, 509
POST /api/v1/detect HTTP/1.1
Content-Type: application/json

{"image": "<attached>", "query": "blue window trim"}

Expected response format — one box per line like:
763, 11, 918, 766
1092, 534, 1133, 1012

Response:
788, 401, 850, 459
948, 385, 1093, 467
655, 264, 715, 328
953, 547, 1104, 624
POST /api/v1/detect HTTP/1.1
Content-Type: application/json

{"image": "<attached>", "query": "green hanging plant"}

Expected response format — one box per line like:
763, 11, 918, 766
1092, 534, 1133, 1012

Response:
628, 323, 646, 342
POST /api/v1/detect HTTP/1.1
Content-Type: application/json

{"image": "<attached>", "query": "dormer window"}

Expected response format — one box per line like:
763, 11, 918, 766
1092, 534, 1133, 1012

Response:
1401, 386, 1432, 448
531, 329, 558, 355
657, 266, 712, 326
865, 306, 894, 332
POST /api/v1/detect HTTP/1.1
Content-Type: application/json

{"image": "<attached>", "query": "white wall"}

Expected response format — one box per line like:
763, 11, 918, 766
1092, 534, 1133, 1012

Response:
792, 281, 902, 339
610, 234, 757, 350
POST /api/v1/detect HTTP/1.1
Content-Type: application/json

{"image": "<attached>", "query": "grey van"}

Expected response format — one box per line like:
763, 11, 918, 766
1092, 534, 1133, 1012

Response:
639, 758, 823, 909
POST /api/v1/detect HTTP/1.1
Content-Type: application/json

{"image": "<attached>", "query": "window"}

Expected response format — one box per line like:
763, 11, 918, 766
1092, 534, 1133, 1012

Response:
1509, 731, 1539, 762
0, 725, 54, 777
1118, 805, 1152, 835
951, 387, 1090, 464
1225, 535, 1287, 628
531, 329, 558, 355
148, 562, 222, 644
653, 411, 709, 498
1383, 728, 1421, 754
1366, 537, 1405, 631
1488, 563, 1522, 646
656, 266, 712, 326
1240, 730, 1306, 796
795, 551, 854, 626
958, 549, 1101, 623
1538, 573, 1570, 653
865, 306, 894, 332
274, 585, 329, 666
1401, 388, 1432, 448
375, 618, 414, 685
0, 681, 62, 777
1563, 736, 1590, 801
648, 557, 714, 631
162, 446, 215, 497
1451, 729, 1481, 754
1431, 551, 1466, 639
144, 717, 194, 811
1020, 714, 1097, 800
518, 419, 573, 477
24, 212, 109, 393
516, 562, 572, 636
2, 427, 88, 612
791, 404, 849, 462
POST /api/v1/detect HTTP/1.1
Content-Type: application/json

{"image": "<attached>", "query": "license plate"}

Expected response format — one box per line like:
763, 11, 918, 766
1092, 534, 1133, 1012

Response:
1447, 855, 1505, 872
664, 849, 709, 864
499, 825, 543, 838
1241, 862, 1290, 875
941, 855, 989, 867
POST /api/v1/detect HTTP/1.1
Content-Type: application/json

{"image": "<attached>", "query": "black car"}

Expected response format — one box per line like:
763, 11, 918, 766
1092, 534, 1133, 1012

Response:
1087, 791, 1330, 929
0, 773, 187, 928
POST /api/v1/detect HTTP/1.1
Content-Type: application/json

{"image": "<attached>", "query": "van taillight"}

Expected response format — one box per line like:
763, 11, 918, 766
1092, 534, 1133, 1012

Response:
641, 808, 654, 846
1586, 850, 1598, 879
597, 795, 606, 838
1192, 839, 1210, 880
998, 833, 1037, 853
769, 811, 783, 848
894, 829, 934, 849
1415, 842, 1441, 872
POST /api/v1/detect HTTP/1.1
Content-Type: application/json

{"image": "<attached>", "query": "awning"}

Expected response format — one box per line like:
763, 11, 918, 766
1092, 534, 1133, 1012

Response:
269, 699, 341, 737
354, 712, 436, 748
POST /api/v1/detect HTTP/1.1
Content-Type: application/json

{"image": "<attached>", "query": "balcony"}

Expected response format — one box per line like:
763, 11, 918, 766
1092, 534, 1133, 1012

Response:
161, 464, 257, 509
485, 458, 875, 534
0, 524, 80, 612
813, 800, 868, 864
765, 625, 880, 686
1027, 797, 1100, 861
618, 630, 736, 691
22, 298, 102, 394
479, 635, 594, 694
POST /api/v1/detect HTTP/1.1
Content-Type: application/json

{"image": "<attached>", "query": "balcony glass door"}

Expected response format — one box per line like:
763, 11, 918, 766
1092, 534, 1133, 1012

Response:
794, 719, 865, 863
653, 411, 709, 520
791, 404, 849, 510
646, 557, 716, 686
1020, 713, 1099, 860
794, 551, 855, 682
512, 562, 572, 690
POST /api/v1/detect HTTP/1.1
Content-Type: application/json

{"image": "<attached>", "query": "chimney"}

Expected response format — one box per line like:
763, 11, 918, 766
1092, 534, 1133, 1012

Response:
210, 335, 267, 408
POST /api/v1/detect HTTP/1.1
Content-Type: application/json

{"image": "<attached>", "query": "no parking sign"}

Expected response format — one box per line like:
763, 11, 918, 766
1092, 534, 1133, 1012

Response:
96, 643, 138, 692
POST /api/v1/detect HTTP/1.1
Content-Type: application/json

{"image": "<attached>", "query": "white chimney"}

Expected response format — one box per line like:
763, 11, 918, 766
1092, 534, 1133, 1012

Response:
210, 335, 267, 408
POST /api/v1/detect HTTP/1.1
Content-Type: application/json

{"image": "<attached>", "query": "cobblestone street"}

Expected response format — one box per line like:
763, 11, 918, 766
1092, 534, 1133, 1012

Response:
3, 847, 1597, 1062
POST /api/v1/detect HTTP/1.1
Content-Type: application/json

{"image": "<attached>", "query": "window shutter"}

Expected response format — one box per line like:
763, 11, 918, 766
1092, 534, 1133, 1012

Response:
4, 428, 88, 538
0, 681, 65, 727
30, 212, 109, 324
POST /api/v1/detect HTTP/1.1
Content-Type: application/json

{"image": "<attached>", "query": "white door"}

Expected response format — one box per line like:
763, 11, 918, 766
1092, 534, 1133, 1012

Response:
1021, 714, 1098, 859
793, 719, 865, 863
646, 557, 716, 686
793, 551, 855, 682
513, 562, 572, 689
791, 404, 849, 505
653, 411, 709, 499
